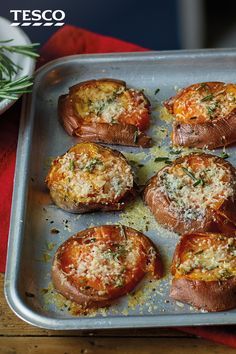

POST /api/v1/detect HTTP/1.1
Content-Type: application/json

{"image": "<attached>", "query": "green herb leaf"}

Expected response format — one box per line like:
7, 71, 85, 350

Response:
69, 160, 75, 171
0, 40, 39, 100
201, 94, 214, 102
0, 76, 34, 100
154, 88, 160, 95
169, 149, 182, 155
182, 167, 205, 186
154, 156, 171, 163
182, 167, 196, 180
221, 152, 230, 159
193, 179, 205, 187
84, 158, 103, 172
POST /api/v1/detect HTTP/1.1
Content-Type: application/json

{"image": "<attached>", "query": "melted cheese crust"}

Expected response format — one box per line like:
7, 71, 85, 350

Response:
47, 143, 133, 204
73, 82, 148, 125
158, 155, 235, 222
74, 238, 139, 290
176, 235, 236, 281
172, 82, 236, 124
58, 226, 157, 295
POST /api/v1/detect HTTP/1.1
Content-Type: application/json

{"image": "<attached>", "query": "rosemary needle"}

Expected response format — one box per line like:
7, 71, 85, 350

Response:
0, 76, 34, 100
0, 39, 39, 101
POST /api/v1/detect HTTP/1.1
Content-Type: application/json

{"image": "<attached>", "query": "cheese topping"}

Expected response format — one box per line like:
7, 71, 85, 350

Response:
158, 156, 235, 221
75, 238, 140, 289
176, 236, 236, 280
49, 145, 133, 204
57, 226, 158, 296
75, 85, 148, 124
173, 83, 236, 124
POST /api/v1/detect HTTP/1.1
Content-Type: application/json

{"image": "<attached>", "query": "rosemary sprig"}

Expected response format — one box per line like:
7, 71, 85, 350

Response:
0, 40, 39, 58
0, 39, 39, 101
0, 76, 34, 100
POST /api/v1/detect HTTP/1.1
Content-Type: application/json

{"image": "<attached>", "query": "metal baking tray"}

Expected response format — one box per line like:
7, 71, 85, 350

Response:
5, 49, 236, 329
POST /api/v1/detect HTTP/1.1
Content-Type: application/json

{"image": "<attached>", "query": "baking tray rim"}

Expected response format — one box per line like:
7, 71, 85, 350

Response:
4, 49, 236, 329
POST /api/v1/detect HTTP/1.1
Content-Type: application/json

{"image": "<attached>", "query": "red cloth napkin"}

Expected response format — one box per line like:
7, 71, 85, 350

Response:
1, 24, 236, 348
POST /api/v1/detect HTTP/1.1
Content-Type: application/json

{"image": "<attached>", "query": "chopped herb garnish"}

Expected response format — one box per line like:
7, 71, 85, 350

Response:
154, 156, 171, 163
207, 101, 219, 117
182, 167, 205, 186
201, 94, 214, 102
221, 152, 230, 159
154, 88, 160, 95
84, 158, 103, 172
133, 130, 139, 144
69, 160, 75, 171
169, 149, 182, 155
193, 179, 205, 187
181, 167, 196, 180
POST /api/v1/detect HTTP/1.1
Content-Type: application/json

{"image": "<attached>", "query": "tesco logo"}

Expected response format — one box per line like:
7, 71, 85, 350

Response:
10, 9, 65, 27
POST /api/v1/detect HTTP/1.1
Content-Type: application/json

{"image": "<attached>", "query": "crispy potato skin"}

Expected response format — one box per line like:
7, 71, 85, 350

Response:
172, 109, 236, 149
170, 277, 236, 312
143, 153, 236, 234
58, 94, 79, 136
52, 225, 163, 308
170, 233, 236, 311
165, 82, 236, 149
45, 143, 136, 213
75, 122, 152, 147
58, 79, 152, 147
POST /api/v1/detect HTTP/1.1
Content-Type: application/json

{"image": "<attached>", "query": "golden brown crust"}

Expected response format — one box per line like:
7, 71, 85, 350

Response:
170, 232, 236, 311
58, 78, 152, 147
45, 142, 136, 213
51, 225, 163, 308
143, 153, 236, 234
69, 78, 127, 95
164, 82, 236, 149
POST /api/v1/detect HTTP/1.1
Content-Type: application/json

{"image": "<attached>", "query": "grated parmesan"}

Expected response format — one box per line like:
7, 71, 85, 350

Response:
158, 156, 235, 222
49, 145, 133, 205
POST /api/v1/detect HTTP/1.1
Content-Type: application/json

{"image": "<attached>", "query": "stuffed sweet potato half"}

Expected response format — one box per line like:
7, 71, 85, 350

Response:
58, 78, 152, 147
45, 142, 135, 213
170, 232, 236, 311
164, 82, 236, 149
52, 225, 163, 308
143, 153, 236, 234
